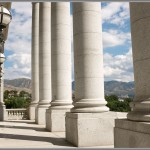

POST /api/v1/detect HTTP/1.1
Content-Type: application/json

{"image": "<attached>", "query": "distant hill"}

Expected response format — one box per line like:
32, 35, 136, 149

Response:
4, 78, 31, 93
4, 78, 135, 97
72, 80, 134, 98
104, 80, 134, 97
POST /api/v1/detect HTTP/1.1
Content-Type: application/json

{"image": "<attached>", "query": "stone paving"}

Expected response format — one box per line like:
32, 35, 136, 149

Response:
0, 120, 113, 148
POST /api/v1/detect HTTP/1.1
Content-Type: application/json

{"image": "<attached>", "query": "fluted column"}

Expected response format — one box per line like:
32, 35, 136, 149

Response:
0, 65, 6, 121
0, 66, 4, 106
0, 80, 3, 105
71, 2, 109, 113
127, 3, 150, 121
36, 2, 51, 125
65, 3, 118, 147
29, 2, 39, 120
50, 3, 72, 108
46, 2, 72, 131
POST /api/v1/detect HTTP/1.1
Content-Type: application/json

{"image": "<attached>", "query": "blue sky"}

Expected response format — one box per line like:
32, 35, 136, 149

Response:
4, 2, 134, 82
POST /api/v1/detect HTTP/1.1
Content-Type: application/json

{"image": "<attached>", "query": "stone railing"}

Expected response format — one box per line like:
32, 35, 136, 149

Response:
6, 109, 28, 120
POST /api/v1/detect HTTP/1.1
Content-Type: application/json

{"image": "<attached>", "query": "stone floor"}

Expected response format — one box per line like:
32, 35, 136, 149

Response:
0, 120, 114, 148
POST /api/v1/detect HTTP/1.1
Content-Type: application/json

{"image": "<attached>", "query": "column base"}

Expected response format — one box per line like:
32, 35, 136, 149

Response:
0, 104, 7, 121
35, 105, 49, 125
71, 99, 109, 113
46, 108, 70, 132
29, 103, 38, 120
114, 119, 150, 148
127, 111, 150, 122
66, 111, 127, 147
127, 100, 150, 121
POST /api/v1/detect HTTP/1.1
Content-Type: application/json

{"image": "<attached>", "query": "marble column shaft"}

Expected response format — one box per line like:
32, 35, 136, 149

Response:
71, 2, 109, 113
0, 65, 4, 106
46, 2, 72, 132
0, 65, 6, 121
36, 2, 51, 124
127, 3, 150, 121
29, 2, 39, 120
50, 2, 72, 109
0, 78, 3, 105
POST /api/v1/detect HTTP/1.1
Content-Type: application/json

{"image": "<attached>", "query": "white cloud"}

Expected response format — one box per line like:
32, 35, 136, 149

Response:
102, 2, 133, 82
102, 2, 129, 26
4, 2, 32, 79
4, 67, 30, 79
12, 2, 32, 17
5, 2, 32, 54
103, 29, 131, 48
104, 48, 134, 82
3, 2, 133, 83
4, 53, 31, 79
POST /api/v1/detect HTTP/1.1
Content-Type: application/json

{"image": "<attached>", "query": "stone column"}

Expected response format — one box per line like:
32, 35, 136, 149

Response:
0, 65, 6, 121
29, 2, 39, 120
127, 3, 150, 122
46, 2, 72, 131
36, 2, 51, 125
71, 3, 108, 113
0, 66, 4, 105
65, 3, 120, 147
114, 3, 150, 148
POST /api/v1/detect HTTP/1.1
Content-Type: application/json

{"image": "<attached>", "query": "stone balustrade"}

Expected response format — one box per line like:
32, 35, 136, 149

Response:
6, 109, 28, 120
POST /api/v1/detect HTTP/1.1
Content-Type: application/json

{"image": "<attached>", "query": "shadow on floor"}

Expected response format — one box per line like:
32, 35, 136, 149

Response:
1, 120, 46, 131
0, 124, 46, 132
5, 120, 36, 124
0, 133, 74, 147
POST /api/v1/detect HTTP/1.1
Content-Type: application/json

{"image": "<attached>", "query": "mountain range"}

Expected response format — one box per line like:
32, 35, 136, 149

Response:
4, 78, 135, 97
4, 78, 32, 93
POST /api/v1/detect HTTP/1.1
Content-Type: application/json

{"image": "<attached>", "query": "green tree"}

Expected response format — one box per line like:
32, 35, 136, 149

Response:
19, 90, 30, 99
4, 90, 9, 99
4, 90, 31, 109
9, 90, 18, 97
105, 95, 132, 112
4, 97, 30, 109
105, 95, 118, 102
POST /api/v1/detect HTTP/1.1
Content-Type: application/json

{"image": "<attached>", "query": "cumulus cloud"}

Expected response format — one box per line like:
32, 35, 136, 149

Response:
103, 29, 131, 48
102, 2, 133, 82
104, 48, 134, 82
4, 53, 31, 79
3, 2, 133, 82
4, 2, 32, 79
5, 2, 32, 53
102, 2, 129, 26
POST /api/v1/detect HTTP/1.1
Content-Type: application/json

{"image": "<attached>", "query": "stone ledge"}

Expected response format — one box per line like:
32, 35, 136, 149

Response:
29, 105, 37, 120
115, 119, 150, 134
115, 119, 150, 148
0, 105, 7, 121
66, 111, 127, 147
46, 108, 70, 132
35, 106, 49, 125
66, 111, 127, 119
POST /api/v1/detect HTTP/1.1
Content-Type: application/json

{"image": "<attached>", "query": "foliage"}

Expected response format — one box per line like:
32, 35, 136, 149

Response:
4, 90, 31, 109
4, 90, 9, 99
105, 95, 132, 112
105, 95, 118, 102
4, 97, 30, 109
19, 90, 32, 100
